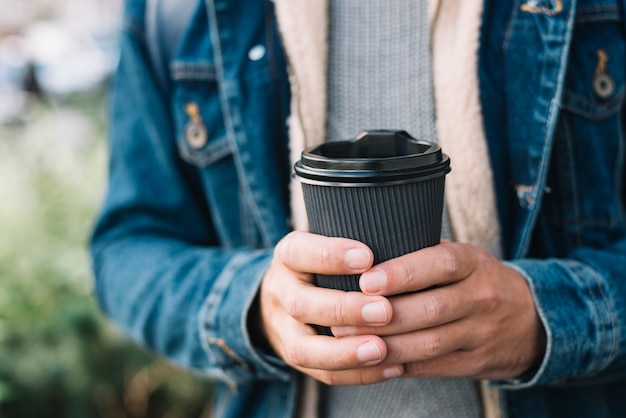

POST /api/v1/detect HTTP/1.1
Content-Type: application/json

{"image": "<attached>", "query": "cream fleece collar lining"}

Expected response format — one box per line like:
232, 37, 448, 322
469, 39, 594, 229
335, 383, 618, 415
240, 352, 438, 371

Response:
272, 0, 502, 416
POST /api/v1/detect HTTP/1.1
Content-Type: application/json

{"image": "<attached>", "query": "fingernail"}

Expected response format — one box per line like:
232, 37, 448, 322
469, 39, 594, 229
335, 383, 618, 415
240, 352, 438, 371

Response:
360, 270, 387, 293
361, 302, 388, 324
384, 366, 403, 379
356, 341, 382, 363
345, 248, 371, 269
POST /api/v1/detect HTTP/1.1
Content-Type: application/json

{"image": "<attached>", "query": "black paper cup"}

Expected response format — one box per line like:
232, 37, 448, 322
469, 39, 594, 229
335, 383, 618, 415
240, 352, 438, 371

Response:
294, 129, 450, 296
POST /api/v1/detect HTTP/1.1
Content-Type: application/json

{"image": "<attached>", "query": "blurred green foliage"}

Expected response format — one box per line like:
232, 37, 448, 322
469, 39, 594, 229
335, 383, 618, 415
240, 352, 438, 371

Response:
0, 93, 214, 418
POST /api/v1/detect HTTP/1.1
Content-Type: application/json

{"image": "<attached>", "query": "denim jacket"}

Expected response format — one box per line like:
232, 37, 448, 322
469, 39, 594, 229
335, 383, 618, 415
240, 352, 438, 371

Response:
90, 0, 626, 417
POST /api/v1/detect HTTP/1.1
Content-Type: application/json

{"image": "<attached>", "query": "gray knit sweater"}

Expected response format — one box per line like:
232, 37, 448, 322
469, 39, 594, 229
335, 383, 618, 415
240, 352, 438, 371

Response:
321, 1, 482, 417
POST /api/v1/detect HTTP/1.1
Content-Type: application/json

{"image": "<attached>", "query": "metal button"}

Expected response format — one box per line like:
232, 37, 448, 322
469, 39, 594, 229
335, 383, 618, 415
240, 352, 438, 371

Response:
593, 49, 614, 99
593, 73, 615, 99
248, 45, 266, 61
184, 102, 208, 148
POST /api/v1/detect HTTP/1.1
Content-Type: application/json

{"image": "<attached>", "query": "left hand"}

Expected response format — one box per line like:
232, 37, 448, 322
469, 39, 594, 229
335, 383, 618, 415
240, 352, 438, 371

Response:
331, 241, 547, 380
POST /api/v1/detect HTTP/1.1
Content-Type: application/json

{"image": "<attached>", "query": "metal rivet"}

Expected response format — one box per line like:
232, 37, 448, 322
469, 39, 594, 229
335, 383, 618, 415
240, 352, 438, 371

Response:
248, 45, 266, 61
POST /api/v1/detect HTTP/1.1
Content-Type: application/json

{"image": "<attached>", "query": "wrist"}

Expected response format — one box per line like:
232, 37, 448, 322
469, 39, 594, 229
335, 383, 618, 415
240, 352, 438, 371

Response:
247, 289, 275, 356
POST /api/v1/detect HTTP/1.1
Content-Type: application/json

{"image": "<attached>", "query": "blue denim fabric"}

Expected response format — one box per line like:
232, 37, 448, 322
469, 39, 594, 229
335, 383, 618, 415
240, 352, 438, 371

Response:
90, 0, 626, 416
91, 1, 297, 417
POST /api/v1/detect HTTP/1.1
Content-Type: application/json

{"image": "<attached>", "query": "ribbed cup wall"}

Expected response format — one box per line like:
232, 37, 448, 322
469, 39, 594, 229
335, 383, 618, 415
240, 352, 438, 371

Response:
302, 175, 445, 292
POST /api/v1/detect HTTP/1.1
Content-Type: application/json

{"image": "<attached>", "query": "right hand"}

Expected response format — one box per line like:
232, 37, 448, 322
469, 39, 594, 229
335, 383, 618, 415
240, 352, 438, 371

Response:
258, 231, 404, 386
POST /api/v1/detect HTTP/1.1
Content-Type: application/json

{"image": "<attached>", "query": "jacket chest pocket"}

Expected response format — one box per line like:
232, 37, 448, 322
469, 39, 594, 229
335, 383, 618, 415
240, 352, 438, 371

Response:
171, 61, 231, 167
541, 0, 626, 252
561, 1, 624, 119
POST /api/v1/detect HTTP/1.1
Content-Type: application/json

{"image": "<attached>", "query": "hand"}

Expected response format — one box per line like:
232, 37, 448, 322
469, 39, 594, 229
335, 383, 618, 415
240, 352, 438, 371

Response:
258, 231, 405, 385
332, 242, 546, 380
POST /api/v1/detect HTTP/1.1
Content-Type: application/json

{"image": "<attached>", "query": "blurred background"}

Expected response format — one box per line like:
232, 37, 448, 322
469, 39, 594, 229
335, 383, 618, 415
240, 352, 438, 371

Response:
0, 1, 214, 417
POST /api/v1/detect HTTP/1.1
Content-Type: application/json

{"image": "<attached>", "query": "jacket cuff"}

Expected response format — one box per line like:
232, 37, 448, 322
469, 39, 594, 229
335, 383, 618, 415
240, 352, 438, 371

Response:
198, 249, 291, 386
491, 259, 618, 389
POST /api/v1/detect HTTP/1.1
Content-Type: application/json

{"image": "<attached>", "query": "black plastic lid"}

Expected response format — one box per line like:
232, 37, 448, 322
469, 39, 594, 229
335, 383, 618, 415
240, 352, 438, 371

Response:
294, 130, 451, 186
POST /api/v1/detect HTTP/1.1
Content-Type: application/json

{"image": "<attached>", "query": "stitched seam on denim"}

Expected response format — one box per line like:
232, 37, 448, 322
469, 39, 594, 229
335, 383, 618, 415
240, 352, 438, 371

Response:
205, 1, 273, 248
577, 5, 619, 13
199, 250, 290, 383
503, 0, 523, 53
562, 90, 623, 109
198, 260, 239, 386
177, 135, 231, 167
198, 253, 258, 380
511, 4, 576, 258
521, 23, 573, 254
576, 12, 620, 23
170, 62, 217, 81
561, 88, 624, 120
571, 262, 618, 372
172, 72, 217, 81
576, 5, 619, 21
570, 262, 606, 373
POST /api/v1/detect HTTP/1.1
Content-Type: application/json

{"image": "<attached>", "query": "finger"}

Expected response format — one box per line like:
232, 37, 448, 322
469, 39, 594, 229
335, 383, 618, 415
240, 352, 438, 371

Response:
276, 231, 373, 275
359, 242, 487, 295
402, 349, 518, 380
332, 285, 471, 337
282, 285, 392, 327
281, 333, 388, 370
403, 351, 483, 379
266, 301, 404, 384
381, 321, 468, 364
300, 363, 405, 386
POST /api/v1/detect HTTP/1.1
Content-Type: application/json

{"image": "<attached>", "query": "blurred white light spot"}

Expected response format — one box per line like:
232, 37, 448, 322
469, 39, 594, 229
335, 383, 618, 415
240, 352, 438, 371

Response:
248, 45, 265, 61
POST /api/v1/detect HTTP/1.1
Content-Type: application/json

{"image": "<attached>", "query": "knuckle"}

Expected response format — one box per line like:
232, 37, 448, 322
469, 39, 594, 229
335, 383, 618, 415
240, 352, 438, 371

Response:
405, 361, 426, 376
275, 232, 295, 263
467, 353, 488, 376
357, 372, 369, 386
283, 292, 304, 319
423, 294, 447, 325
332, 298, 347, 324
283, 343, 305, 367
317, 245, 333, 270
439, 245, 462, 276
482, 287, 501, 312
474, 245, 491, 261
330, 345, 354, 369
421, 334, 443, 358
399, 259, 415, 287
476, 281, 502, 313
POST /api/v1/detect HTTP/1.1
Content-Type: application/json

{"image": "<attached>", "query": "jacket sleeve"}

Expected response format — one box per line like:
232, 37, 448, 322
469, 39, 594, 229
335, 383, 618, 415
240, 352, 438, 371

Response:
493, 242, 626, 389
89, 4, 290, 387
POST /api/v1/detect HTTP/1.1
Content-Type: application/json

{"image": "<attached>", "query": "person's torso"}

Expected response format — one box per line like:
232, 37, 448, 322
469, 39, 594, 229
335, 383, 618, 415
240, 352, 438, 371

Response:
146, 0, 626, 416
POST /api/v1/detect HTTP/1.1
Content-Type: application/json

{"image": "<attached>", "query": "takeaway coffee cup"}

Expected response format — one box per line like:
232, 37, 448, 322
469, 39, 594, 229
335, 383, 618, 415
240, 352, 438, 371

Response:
294, 130, 451, 294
